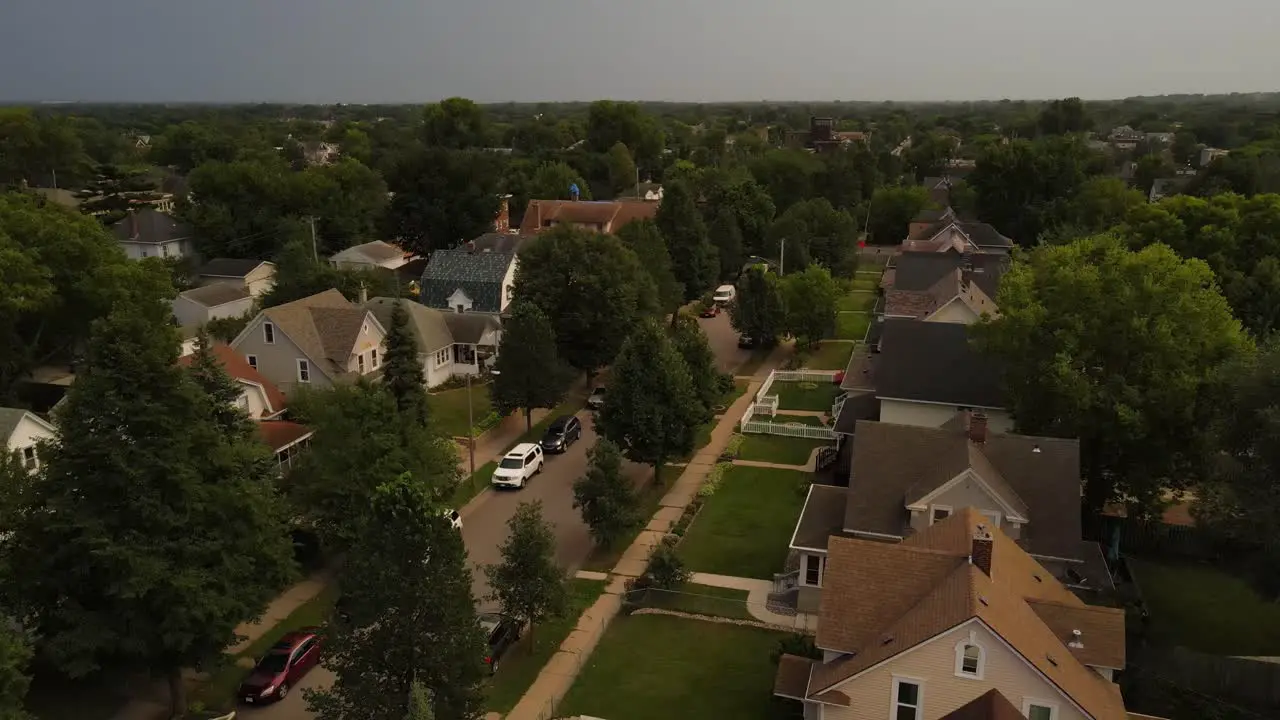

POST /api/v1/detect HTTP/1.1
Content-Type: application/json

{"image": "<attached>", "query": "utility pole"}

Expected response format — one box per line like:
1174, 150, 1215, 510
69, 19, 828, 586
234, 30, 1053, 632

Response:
307, 216, 319, 264
780, 237, 786, 277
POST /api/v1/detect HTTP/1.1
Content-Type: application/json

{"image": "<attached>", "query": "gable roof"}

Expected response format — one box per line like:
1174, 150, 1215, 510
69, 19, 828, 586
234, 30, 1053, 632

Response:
257, 420, 313, 453
891, 251, 1007, 299
518, 199, 658, 234
874, 319, 1004, 409
198, 258, 273, 279
330, 240, 407, 266
806, 509, 1127, 719
112, 208, 191, 245
465, 232, 537, 255
0, 407, 54, 443
884, 267, 998, 320
443, 312, 501, 345
912, 205, 956, 224
178, 284, 252, 309
363, 297, 453, 354
420, 248, 514, 313
941, 689, 1031, 720
846, 420, 1083, 560
177, 344, 287, 419
906, 220, 1014, 253
255, 289, 377, 374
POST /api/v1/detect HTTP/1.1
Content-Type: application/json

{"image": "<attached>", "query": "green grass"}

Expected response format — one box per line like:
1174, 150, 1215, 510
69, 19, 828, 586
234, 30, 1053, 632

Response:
833, 312, 871, 341
193, 584, 339, 711
717, 379, 750, 412
773, 381, 841, 412
771, 414, 826, 426
485, 579, 607, 713
636, 583, 753, 620
738, 435, 831, 466
1130, 559, 1280, 655
677, 421, 717, 462
837, 291, 877, 312
428, 383, 494, 438
678, 465, 810, 579
559, 614, 791, 720
580, 468, 671, 572
735, 348, 773, 377
849, 276, 880, 292
801, 341, 855, 371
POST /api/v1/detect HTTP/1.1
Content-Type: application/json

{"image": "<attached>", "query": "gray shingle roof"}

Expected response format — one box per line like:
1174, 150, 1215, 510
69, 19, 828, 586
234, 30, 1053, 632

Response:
792, 484, 850, 550
891, 251, 1007, 299
420, 248, 514, 313
112, 208, 191, 245
465, 233, 536, 255
198, 258, 270, 278
0, 407, 32, 441
443, 312, 500, 345
179, 284, 251, 308
261, 289, 372, 373
331, 240, 406, 265
364, 297, 453, 354
874, 319, 1005, 409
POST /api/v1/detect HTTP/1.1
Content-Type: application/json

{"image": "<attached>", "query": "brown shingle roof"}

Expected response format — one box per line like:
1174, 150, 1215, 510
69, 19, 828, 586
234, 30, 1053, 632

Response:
256, 420, 313, 452
1027, 600, 1126, 669
942, 689, 1033, 720
261, 289, 373, 374
774, 654, 814, 700
518, 200, 659, 234
178, 344, 286, 419
179, 283, 251, 308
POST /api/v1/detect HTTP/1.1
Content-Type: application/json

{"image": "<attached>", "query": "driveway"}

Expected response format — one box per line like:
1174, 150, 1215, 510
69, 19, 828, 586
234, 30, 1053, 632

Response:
698, 310, 751, 373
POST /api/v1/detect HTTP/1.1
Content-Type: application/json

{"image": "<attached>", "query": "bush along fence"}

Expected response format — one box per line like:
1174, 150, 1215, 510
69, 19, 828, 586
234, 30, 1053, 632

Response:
739, 370, 839, 440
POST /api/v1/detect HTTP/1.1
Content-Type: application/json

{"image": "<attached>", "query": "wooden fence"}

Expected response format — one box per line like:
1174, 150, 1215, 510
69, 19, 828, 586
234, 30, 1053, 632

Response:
1139, 646, 1280, 710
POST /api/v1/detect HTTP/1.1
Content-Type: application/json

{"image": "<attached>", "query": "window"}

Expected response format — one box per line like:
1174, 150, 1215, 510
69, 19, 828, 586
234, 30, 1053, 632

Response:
264, 322, 275, 344
358, 354, 365, 373
930, 506, 951, 524
246, 354, 258, 369
891, 678, 922, 720
297, 359, 311, 383
434, 348, 450, 368
371, 348, 379, 368
954, 633, 985, 678
803, 554, 823, 587
236, 394, 250, 411
21, 447, 37, 471
980, 509, 1002, 528
1022, 700, 1057, 720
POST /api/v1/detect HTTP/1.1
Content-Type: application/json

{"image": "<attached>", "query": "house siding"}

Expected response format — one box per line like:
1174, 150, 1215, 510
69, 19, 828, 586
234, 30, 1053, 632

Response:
120, 239, 195, 261
7, 415, 56, 470
338, 317, 386, 376
199, 264, 275, 298
171, 294, 254, 328
909, 480, 1022, 540
232, 316, 332, 397
927, 301, 980, 325
499, 259, 518, 312
879, 400, 1013, 433
238, 384, 273, 420
823, 622, 1088, 720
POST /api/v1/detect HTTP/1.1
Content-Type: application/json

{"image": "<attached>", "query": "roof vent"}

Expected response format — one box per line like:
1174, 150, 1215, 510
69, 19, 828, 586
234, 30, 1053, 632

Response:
1032, 444, 1042, 453
978, 595, 989, 607
1068, 629, 1084, 649
1033, 573, 1043, 583
880, 634, 895, 646
1046, 653, 1059, 667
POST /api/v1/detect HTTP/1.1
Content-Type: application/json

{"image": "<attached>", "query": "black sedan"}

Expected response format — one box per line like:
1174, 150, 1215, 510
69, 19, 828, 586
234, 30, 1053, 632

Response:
540, 415, 583, 453
479, 612, 522, 673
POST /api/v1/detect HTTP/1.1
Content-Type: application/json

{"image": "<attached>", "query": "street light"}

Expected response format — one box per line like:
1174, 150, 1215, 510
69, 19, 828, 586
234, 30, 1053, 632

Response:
467, 368, 500, 492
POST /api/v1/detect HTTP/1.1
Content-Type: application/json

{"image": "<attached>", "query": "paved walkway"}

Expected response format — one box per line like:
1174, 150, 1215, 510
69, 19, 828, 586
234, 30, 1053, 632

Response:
690, 572, 819, 632
731, 444, 825, 473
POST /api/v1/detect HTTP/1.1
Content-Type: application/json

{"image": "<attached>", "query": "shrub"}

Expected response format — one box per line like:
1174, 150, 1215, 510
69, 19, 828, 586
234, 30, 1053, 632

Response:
647, 541, 690, 590
698, 462, 732, 498
720, 433, 745, 460
770, 633, 821, 664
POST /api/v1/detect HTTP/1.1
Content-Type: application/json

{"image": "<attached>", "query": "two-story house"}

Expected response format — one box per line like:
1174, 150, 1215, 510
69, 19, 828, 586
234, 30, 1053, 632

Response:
196, 258, 277, 298
0, 407, 57, 473
363, 297, 501, 387
230, 289, 386, 397
902, 219, 1014, 255
419, 233, 535, 315
775, 508, 1141, 720
519, 199, 659, 235
882, 268, 998, 324
112, 207, 197, 260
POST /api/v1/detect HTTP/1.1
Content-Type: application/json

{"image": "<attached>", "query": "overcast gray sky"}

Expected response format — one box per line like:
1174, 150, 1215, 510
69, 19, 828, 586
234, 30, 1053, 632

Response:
1, 0, 1275, 103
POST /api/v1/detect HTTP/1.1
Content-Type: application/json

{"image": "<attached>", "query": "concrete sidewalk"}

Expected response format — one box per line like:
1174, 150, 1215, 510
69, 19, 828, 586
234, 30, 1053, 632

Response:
690, 572, 818, 632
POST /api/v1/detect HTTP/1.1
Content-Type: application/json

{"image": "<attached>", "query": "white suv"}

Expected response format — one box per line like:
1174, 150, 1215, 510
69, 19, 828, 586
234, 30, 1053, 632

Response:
713, 284, 737, 305
491, 443, 544, 489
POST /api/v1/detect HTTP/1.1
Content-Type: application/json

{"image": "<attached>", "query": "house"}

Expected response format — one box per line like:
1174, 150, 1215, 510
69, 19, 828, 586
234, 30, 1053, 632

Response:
419, 233, 536, 314
1199, 147, 1229, 167
788, 418, 1110, 612
0, 407, 57, 473
920, 179, 956, 208
230, 289, 386, 397
886, 252, 1007, 303
903, 219, 1014, 255
774, 508, 1139, 720
838, 319, 1010, 433
330, 240, 414, 271
363, 297, 501, 388
786, 117, 869, 154
171, 284, 254, 328
519, 200, 659, 235
111, 208, 197, 260
301, 141, 340, 166
196, 258, 277, 298
1108, 125, 1145, 147
176, 344, 311, 473
1148, 177, 1191, 203
625, 182, 664, 201
882, 268, 998, 324
908, 206, 957, 238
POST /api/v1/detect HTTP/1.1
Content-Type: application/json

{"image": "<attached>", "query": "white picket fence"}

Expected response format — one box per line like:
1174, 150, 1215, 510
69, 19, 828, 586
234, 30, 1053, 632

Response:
741, 419, 837, 439
737, 369, 840, 440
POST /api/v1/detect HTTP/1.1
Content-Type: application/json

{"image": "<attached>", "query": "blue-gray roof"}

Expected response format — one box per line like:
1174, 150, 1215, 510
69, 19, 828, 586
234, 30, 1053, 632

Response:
420, 248, 515, 313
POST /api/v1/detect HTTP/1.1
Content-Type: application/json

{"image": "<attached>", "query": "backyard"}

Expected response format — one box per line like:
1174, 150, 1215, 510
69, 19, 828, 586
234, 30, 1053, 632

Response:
773, 380, 841, 412
837, 291, 876, 312
800, 341, 855, 371
848, 275, 880, 292
738, 434, 832, 466
833, 312, 871, 341
678, 465, 810, 579
557, 614, 793, 720
1129, 558, 1280, 656
427, 382, 494, 438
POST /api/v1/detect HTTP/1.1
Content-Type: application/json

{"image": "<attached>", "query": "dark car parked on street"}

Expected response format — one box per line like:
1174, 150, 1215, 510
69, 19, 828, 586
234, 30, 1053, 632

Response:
480, 612, 522, 673
738, 334, 759, 349
238, 629, 322, 704
587, 386, 607, 410
540, 414, 583, 453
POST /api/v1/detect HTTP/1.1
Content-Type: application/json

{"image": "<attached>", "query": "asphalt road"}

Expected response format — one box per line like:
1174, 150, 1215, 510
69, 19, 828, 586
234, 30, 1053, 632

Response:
240, 314, 741, 720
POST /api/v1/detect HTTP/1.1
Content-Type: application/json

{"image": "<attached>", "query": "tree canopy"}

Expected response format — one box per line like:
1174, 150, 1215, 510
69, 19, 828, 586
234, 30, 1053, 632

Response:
491, 301, 571, 431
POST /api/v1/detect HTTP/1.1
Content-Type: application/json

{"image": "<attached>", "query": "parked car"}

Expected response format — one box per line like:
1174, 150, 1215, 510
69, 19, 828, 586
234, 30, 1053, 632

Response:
444, 508, 462, 530
479, 612, 522, 674
491, 443, 544, 489
238, 629, 322, 704
587, 386, 607, 410
699, 303, 720, 318
713, 284, 737, 305
738, 334, 758, 349
540, 415, 582, 453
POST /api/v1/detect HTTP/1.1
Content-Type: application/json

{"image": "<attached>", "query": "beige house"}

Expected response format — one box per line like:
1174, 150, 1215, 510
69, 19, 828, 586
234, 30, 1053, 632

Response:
363, 297, 501, 388
171, 284, 254, 328
902, 219, 1014, 255
230, 289, 386, 397
196, 258, 277, 298
0, 407, 57, 473
330, 240, 413, 271
775, 509, 1143, 720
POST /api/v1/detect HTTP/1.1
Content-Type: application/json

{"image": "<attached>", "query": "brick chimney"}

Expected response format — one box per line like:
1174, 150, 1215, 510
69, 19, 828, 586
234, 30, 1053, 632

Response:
971, 527, 993, 577
969, 412, 988, 444
493, 194, 511, 233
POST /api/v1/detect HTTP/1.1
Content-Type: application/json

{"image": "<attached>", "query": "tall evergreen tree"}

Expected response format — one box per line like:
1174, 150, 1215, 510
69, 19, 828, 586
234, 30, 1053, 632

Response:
572, 439, 638, 550
655, 180, 718, 302
483, 501, 566, 650
597, 319, 701, 485
708, 210, 745, 282
306, 476, 486, 720
670, 314, 721, 425
5, 300, 296, 716
382, 300, 430, 425
491, 302, 571, 432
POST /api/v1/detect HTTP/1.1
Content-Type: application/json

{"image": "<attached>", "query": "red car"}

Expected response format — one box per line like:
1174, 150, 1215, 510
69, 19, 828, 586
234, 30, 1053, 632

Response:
238, 629, 322, 704
699, 304, 720, 318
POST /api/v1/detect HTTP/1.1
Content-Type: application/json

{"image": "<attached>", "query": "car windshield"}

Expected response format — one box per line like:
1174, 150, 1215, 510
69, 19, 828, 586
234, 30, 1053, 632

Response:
545, 427, 564, 437
499, 457, 524, 470
257, 652, 290, 673
592, 388, 606, 396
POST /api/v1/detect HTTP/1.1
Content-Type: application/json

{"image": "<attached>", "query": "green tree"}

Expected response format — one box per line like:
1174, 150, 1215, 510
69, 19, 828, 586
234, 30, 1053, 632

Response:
1134, 153, 1174, 195
422, 97, 491, 149
606, 142, 637, 196
670, 314, 721, 425
596, 319, 701, 485
483, 501, 567, 650
903, 132, 957, 181
585, 101, 665, 173
513, 225, 657, 381
863, 185, 931, 246
296, 158, 390, 253
782, 265, 840, 348
1065, 177, 1146, 232
384, 148, 504, 256
709, 210, 745, 282
766, 198, 859, 275
730, 266, 785, 348
382, 300, 430, 426
261, 239, 399, 309
491, 302, 571, 432
817, 144, 881, 212
972, 234, 1252, 515
305, 477, 486, 720
0, 621, 31, 719
617, 220, 683, 317
1037, 97, 1092, 136
529, 161, 592, 200
572, 439, 638, 550
749, 149, 824, 212
655, 180, 717, 302
969, 136, 1092, 246
405, 681, 434, 720
697, 168, 776, 256
6, 300, 296, 716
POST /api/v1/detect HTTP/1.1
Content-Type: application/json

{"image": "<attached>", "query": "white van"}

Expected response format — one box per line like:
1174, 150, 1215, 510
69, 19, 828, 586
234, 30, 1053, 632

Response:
713, 285, 737, 306
491, 443, 544, 489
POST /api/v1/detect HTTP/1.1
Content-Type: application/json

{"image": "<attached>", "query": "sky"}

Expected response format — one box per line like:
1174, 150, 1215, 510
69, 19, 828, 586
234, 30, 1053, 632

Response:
1, 0, 1277, 103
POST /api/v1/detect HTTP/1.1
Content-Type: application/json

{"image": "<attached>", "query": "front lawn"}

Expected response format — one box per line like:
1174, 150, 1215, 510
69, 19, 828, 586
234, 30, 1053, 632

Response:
849, 275, 880, 292
428, 383, 494, 438
1130, 558, 1280, 656
637, 582, 753, 621
837, 291, 877, 312
558, 614, 792, 720
718, 378, 750, 411
773, 381, 841, 412
580, 467, 672, 572
833, 312, 871, 341
678, 465, 810, 579
738, 435, 832, 466
802, 341, 855, 371
485, 578, 607, 713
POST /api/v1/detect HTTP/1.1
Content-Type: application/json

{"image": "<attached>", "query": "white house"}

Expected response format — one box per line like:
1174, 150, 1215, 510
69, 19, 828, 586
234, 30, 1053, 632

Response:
196, 258, 277, 298
171, 284, 254, 328
0, 407, 57, 473
363, 297, 501, 388
111, 208, 197, 261
330, 240, 413, 271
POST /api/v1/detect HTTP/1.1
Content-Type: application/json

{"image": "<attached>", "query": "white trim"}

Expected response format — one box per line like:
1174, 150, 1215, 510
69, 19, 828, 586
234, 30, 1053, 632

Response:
789, 484, 816, 550
889, 675, 924, 720
4, 409, 56, 437
263, 321, 275, 344
1028, 552, 1085, 565
1022, 698, 1059, 720
801, 553, 824, 588
246, 354, 258, 369
928, 505, 952, 525
875, 395, 1005, 411
847, 529, 904, 541
907, 469, 1029, 524
274, 430, 315, 454
296, 359, 311, 383
953, 630, 986, 680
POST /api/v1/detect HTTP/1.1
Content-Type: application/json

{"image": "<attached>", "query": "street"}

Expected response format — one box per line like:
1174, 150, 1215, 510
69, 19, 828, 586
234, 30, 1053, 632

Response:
698, 308, 751, 373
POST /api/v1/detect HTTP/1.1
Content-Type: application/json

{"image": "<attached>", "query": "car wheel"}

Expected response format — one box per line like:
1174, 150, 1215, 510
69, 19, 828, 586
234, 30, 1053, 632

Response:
278, 682, 289, 699
491, 656, 500, 674
535, 462, 543, 474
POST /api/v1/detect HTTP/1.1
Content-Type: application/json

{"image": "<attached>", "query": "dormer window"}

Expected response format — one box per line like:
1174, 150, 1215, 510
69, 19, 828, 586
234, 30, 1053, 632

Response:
954, 634, 985, 679
930, 506, 952, 524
